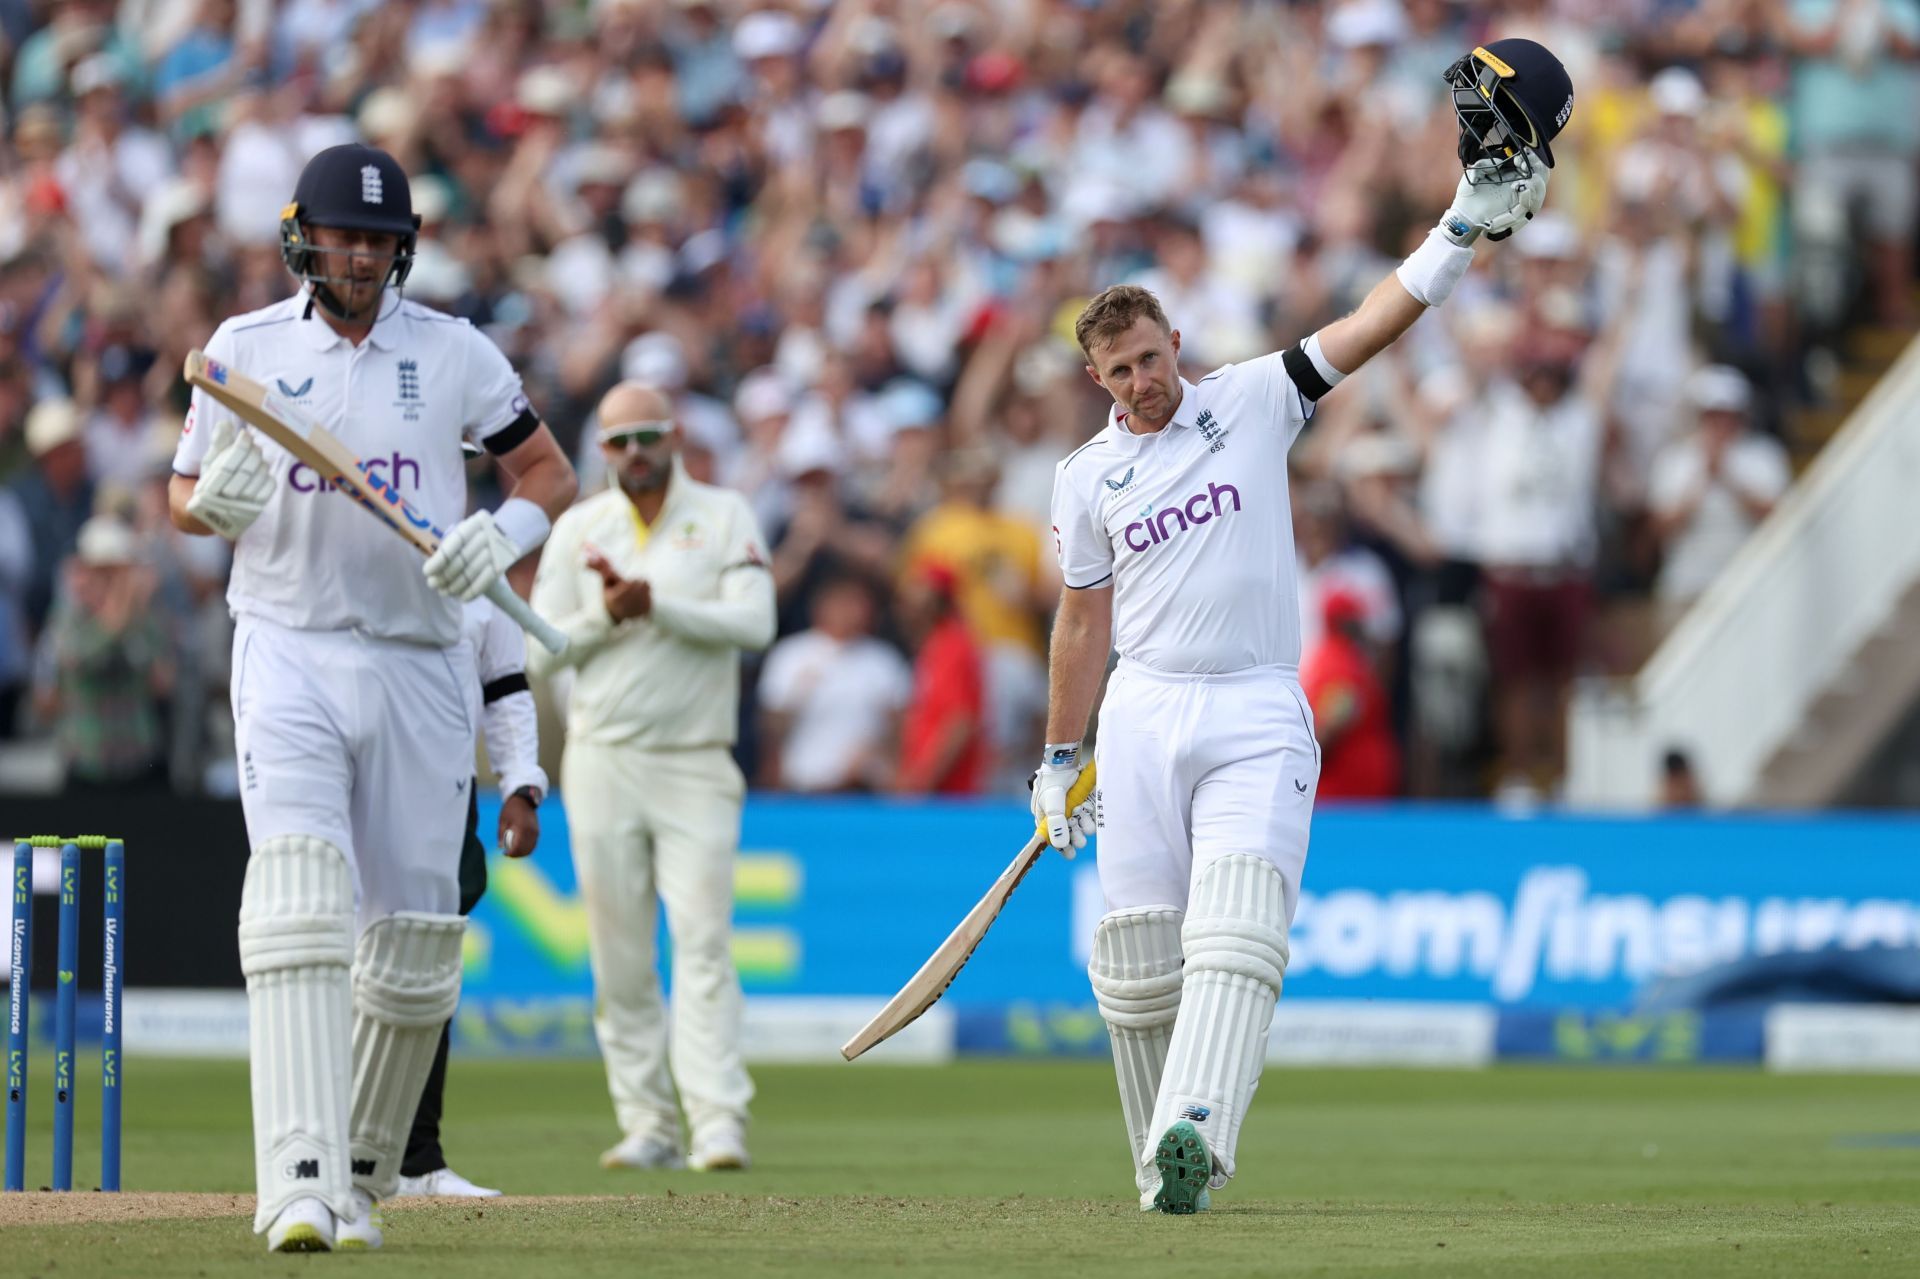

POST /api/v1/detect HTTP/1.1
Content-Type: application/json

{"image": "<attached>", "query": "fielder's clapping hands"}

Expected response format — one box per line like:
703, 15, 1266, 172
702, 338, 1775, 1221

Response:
1028, 742, 1096, 857
184, 419, 274, 540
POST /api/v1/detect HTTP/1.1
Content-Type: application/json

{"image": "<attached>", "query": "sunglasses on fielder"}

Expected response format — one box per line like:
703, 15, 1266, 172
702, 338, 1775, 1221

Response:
601, 421, 673, 451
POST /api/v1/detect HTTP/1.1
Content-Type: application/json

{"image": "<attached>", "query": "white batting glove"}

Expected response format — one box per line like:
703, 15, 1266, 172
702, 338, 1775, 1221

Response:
424, 509, 525, 602
1028, 742, 1095, 857
1441, 156, 1550, 246
184, 418, 273, 540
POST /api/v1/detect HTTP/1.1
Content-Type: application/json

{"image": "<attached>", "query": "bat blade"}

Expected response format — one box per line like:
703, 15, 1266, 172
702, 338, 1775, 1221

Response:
839, 763, 1099, 1062
184, 349, 569, 654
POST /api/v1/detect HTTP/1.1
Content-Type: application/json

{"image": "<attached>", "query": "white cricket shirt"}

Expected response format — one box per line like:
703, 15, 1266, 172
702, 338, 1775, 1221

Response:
1051, 352, 1328, 675
174, 294, 533, 647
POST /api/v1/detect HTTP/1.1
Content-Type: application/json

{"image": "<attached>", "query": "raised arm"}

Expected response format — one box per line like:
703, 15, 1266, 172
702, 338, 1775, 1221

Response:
1314, 158, 1551, 378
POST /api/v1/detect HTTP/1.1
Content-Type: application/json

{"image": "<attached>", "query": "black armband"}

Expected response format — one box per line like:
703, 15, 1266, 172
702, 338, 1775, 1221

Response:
482, 409, 541, 455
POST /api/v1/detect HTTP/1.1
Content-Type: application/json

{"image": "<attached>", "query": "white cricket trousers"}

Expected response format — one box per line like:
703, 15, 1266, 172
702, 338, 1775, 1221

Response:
1093, 660, 1321, 921
231, 616, 473, 919
562, 742, 753, 1140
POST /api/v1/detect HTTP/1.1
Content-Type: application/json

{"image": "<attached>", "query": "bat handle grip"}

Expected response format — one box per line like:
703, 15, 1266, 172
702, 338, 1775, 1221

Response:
485, 577, 569, 655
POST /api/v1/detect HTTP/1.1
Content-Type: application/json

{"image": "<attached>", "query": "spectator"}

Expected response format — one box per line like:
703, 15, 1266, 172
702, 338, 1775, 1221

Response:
1469, 329, 1607, 796
5, 400, 97, 636
899, 449, 1049, 785
1649, 366, 1791, 627
757, 573, 910, 793
1659, 746, 1705, 808
1302, 588, 1401, 800
30, 515, 174, 791
1783, 0, 1920, 330
893, 561, 986, 796
83, 344, 163, 492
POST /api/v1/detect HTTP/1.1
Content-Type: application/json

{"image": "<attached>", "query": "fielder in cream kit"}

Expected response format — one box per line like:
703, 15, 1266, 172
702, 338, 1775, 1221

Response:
168, 143, 578, 1251
1030, 40, 1572, 1214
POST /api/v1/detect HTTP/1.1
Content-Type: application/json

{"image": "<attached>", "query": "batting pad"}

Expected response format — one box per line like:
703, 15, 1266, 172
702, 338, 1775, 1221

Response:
349, 913, 465, 1199
1088, 906, 1184, 1194
1149, 854, 1289, 1187
239, 835, 357, 1231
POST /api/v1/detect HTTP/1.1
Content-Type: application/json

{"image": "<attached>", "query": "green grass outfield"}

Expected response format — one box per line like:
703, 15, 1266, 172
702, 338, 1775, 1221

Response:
4, 1056, 1920, 1276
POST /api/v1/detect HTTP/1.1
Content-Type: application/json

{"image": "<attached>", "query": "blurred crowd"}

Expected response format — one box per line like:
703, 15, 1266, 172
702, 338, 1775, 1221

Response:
0, 0, 1910, 803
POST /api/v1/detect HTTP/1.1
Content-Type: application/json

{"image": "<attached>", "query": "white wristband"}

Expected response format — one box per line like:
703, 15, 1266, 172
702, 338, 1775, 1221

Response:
1396, 229, 1477, 308
492, 496, 552, 555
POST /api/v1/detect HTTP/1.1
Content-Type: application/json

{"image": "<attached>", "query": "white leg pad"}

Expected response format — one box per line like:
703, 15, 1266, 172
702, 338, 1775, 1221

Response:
240, 835, 357, 1232
348, 913, 465, 1199
1148, 854, 1289, 1185
1087, 906, 1183, 1196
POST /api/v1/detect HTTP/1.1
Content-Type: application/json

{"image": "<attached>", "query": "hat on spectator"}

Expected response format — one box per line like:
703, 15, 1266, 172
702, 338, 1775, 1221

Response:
1515, 211, 1579, 261
778, 407, 845, 478
878, 379, 943, 432
735, 368, 796, 423
26, 399, 81, 458
1165, 73, 1229, 118
573, 144, 632, 191
930, 3, 976, 41
98, 344, 151, 386
137, 178, 210, 267
518, 66, 575, 117
816, 91, 870, 133
357, 87, 418, 142
624, 171, 685, 226
1686, 364, 1751, 416
1649, 66, 1706, 119
622, 332, 689, 389
76, 516, 137, 567
961, 158, 1019, 204
734, 11, 803, 61
1327, 0, 1407, 49
70, 53, 123, 98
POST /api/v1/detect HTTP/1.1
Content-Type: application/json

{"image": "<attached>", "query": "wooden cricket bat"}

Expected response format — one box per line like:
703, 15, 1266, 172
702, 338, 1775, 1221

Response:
840, 763, 1099, 1061
184, 349, 568, 655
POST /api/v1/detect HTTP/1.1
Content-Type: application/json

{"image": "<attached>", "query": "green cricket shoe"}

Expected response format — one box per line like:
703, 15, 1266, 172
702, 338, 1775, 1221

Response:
1152, 1120, 1214, 1215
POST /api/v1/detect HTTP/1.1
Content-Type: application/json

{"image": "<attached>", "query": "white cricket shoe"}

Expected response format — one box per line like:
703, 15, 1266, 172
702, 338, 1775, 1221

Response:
689, 1123, 750, 1172
600, 1131, 686, 1170
265, 1196, 334, 1253
395, 1166, 502, 1197
335, 1188, 384, 1250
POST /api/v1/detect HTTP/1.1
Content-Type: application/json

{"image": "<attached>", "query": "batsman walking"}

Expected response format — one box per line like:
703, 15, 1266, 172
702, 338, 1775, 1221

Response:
168, 143, 578, 1250
1030, 42, 1572, 1213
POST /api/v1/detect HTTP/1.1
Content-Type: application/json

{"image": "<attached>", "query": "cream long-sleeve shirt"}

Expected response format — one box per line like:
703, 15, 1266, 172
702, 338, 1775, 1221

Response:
529, 460, 776, 749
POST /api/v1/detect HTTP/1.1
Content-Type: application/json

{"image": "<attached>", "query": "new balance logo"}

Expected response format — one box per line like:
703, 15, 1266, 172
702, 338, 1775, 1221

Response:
360, 164, 384, 204
287, 1159, 320, 1180
1180, 1104, 1211, 1123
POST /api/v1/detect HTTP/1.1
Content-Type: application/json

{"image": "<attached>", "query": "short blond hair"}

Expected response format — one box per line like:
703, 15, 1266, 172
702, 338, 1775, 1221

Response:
1074, 285, 1170, 362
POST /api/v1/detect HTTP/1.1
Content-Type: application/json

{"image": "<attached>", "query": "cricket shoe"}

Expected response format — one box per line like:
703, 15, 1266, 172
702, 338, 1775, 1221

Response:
335, 1188, 384, 1250
265, 1196, 335, 1253
1151, 1120, 1214, 1215
395, 1166, 502, 1197
600, 1131, 686, 1170
689, 1123, 750, 1171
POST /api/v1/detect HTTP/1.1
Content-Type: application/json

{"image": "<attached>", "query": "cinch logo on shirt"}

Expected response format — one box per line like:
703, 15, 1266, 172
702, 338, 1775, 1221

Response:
1121, 481, 1242, 553
289, 452, 422, 495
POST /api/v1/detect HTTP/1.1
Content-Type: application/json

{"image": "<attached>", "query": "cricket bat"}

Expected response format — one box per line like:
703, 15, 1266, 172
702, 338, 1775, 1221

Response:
840, 763, 1099, 1062
184, 349, 568, 656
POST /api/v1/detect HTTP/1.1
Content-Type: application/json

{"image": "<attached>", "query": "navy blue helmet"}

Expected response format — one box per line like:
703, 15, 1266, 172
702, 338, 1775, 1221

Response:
1446, 39, 1574, 178
279, 143, 421, 318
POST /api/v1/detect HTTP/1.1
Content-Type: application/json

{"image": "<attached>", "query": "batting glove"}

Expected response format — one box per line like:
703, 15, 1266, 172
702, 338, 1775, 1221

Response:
185, 418, 274, 540
424, 509, 527, 602
1441, 156, 1550, 246
1028, 742, 1095, 857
